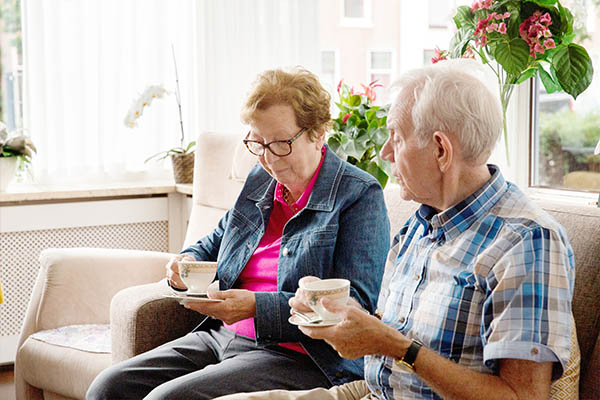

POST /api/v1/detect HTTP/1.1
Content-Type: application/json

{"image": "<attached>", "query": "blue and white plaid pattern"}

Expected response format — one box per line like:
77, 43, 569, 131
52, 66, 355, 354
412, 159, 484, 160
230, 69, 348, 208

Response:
364, 165, 575, 400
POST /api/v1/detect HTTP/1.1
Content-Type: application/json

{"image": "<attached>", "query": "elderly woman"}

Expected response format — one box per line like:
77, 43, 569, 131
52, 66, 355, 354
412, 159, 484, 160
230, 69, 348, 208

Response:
86, 67, 390, 400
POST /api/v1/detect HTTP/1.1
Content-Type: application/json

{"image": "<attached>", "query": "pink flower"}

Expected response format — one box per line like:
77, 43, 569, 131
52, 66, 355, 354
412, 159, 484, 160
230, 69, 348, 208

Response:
471, 0, 493, 11
540, 12, 552, 25
337, 79, 343, 94
533, 43, 545, 55
520, 10, 554, 57
497, 22, 507, 34
342, 112, 352, 124
462, 46, 476, 59
431, 47, 448, 64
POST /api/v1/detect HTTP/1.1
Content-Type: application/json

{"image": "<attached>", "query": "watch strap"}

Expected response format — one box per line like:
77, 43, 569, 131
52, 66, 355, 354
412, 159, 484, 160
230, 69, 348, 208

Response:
396, 339, 422, 372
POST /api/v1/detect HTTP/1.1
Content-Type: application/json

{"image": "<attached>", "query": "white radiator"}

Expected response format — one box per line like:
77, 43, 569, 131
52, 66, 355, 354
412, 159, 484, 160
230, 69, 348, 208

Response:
0, 196, 171, 364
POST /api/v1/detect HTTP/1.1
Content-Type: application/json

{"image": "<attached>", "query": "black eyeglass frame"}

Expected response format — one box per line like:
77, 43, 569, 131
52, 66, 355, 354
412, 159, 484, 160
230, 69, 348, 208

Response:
243, 127, 307, 157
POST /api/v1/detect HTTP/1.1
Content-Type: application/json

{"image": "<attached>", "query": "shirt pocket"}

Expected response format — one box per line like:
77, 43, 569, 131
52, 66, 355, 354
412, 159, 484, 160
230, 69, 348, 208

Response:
304, 227, 337, 276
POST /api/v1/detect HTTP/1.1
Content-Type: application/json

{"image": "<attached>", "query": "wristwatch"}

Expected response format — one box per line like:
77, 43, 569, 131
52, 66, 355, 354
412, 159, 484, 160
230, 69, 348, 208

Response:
394, 338, 423, 373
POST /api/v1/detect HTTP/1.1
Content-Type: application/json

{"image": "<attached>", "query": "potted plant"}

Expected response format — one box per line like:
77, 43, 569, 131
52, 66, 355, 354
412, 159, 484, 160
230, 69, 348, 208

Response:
0, 121, 37, 191
435, 0, 593, 158
124, 49, 195, 184
327, 80, 391, 188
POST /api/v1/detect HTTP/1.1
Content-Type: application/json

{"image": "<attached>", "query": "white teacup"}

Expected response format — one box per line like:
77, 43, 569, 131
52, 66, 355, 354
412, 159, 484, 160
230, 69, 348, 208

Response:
177, 261, 218, 294
299, 278, 350, 321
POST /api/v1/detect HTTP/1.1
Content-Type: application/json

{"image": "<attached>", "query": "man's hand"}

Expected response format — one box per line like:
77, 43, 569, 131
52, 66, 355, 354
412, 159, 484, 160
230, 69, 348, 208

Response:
165, 254, 195, 290
183, 289, 256, 325
289, 276, 321, 314
298, 297, 405, 359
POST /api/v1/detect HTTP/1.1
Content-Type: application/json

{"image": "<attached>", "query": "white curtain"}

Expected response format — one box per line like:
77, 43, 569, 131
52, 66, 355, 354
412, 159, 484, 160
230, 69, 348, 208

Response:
21, 0, 318, 184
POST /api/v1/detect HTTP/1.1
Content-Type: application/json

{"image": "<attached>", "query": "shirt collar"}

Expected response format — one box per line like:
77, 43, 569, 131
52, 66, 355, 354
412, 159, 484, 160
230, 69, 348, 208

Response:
416, 164, 508, 242
274, 146, 326, 213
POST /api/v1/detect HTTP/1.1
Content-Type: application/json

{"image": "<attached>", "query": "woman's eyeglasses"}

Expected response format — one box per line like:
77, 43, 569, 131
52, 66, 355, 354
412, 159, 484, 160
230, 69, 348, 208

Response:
243, 128, 306, 157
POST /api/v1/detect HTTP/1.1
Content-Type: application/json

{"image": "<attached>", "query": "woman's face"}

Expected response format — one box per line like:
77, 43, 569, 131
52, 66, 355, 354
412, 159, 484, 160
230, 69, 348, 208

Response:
248, 104, 324, 191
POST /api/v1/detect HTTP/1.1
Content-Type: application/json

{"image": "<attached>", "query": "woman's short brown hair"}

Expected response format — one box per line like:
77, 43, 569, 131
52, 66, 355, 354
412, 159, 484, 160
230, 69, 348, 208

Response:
240, 67, 332, 141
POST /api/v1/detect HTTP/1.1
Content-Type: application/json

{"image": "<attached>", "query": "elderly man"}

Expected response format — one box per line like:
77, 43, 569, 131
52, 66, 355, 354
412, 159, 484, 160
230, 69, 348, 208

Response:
216, 59, 575, 400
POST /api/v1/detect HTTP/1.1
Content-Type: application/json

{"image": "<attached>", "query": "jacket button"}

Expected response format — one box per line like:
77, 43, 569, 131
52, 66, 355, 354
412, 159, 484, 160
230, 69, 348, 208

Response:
282, 247, 289, 256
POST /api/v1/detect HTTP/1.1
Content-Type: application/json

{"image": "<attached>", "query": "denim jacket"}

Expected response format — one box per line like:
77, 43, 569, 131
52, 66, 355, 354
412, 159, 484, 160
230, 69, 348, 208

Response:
181, 147, 390, 386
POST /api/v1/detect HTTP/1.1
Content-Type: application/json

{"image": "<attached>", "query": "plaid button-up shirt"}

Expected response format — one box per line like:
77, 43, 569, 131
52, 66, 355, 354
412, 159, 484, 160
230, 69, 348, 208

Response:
364, 165, 575, 399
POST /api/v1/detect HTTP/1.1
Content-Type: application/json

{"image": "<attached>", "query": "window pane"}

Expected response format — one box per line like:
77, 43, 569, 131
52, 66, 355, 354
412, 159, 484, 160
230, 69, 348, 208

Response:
0, 1, 23, 131
428, 0, 451, 28
370, 51, 392, 69
532, 3, 600, 193
321, 51, 336, 73
344, 0, 364, 18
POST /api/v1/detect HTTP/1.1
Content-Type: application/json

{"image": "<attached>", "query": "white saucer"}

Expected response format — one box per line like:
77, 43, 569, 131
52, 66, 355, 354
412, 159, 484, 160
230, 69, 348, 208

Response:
162, 294, 223, 303
288, 314, 341, 327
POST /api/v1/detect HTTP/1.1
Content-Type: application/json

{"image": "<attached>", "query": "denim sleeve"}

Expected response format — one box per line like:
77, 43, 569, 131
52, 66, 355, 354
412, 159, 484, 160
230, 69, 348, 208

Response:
180, 209, 231, 261
335, 182, 390, 313
254, 181, 391, 342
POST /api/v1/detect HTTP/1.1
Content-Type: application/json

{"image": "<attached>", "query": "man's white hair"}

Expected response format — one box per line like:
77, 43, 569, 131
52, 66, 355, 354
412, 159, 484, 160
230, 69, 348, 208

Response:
391, 59, 503, 163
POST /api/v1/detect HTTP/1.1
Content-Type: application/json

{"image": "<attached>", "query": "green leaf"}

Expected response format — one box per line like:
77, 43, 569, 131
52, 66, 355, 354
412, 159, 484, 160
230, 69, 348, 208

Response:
552, 43, 594, 99
524, 0, 557, 7
449, 27, 473, 59
557, 1, 573, 37
348, 94, 362, 107
341, 139, 367, 161
184, 141, 196, 153
493, 37, 530, 75
538, 66, 561, 93
372, 127, 389, 146
516, 67, 538, 84
453, 6, 475, 30
364, 161, 389, 189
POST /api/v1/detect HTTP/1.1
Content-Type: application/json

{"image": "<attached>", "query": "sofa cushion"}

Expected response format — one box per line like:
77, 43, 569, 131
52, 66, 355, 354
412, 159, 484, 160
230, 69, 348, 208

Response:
30, 324, 110, 353
18, 336, 111, 399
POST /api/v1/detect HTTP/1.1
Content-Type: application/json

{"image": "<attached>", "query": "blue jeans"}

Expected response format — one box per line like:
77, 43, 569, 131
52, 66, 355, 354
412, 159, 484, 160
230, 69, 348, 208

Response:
86, 326, 331, 400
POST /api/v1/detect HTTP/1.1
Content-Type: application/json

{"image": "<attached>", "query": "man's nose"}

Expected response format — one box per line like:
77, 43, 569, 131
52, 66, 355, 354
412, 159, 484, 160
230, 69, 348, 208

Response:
380, 137, 394, 162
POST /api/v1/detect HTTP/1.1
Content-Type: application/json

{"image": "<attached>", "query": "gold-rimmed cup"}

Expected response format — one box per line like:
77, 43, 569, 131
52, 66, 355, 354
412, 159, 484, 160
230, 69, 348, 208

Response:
299, 278, 350, 321
177, 261, 217, 294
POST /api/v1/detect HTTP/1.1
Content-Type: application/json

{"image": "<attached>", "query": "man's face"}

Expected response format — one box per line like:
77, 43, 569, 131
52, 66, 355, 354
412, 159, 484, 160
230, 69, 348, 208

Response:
380, 99, 440, 204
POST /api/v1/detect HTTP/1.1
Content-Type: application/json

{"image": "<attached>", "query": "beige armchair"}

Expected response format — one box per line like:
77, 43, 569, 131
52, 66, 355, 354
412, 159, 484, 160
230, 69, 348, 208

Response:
15, 132, 254, 400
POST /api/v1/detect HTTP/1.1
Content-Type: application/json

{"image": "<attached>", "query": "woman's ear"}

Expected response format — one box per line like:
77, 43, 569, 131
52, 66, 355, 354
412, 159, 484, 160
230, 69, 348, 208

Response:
432, 131, 453, 173
314, 129, 326, 150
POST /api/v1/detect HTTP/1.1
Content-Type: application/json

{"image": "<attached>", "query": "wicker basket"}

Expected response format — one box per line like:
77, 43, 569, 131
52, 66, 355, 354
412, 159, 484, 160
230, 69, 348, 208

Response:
170, 152, 194, 184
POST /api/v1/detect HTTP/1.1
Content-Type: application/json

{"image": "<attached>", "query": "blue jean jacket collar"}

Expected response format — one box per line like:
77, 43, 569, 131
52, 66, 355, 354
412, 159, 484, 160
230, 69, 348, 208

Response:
247, 145, 345, 212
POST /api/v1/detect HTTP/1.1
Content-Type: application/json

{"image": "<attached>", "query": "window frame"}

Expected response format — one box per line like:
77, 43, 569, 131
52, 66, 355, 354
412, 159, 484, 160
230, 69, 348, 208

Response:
488, 79, 598, 206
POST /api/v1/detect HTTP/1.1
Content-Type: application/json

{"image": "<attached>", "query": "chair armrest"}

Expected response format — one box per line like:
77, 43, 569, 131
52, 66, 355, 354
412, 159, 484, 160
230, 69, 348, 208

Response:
33, 248, 173, 331
110, 280, 205, 363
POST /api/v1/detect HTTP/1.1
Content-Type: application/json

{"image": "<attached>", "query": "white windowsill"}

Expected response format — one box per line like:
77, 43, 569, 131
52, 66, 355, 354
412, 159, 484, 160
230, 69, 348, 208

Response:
0, 181, 193, 204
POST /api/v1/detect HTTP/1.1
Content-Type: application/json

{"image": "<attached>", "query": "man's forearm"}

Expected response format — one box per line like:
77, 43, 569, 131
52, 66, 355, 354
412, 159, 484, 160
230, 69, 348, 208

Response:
379, 330, 551, 400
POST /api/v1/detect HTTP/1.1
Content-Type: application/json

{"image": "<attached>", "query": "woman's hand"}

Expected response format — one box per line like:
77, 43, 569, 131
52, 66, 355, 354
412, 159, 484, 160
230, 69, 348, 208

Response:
165, 254, 195, 290
183, 289, 256, 325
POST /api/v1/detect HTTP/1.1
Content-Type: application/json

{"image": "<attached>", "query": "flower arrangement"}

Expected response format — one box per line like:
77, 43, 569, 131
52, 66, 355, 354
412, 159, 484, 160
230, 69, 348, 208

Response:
327, 79, 391, 188
124, 48, 195, 164
0, 121, 37, 165
437, 0, 593, 156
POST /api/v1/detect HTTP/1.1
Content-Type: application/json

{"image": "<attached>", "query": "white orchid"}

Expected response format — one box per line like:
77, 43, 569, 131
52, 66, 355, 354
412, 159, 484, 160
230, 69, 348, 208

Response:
123, 84, 169, 128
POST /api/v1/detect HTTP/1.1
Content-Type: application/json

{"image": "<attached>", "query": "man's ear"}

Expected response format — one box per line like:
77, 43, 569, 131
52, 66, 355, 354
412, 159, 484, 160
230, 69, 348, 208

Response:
432, 131, 453, 173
